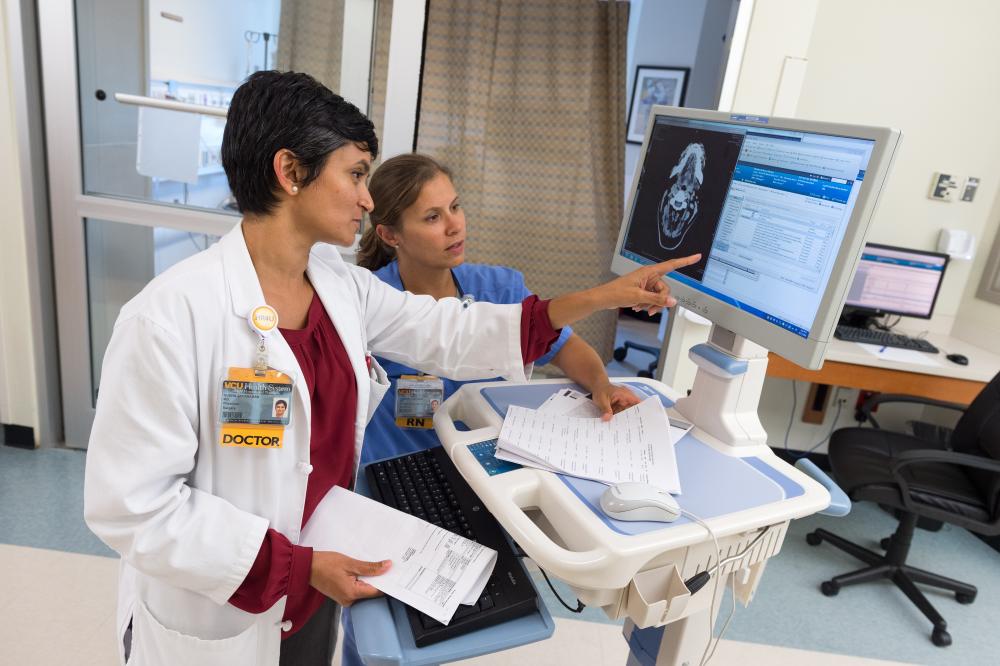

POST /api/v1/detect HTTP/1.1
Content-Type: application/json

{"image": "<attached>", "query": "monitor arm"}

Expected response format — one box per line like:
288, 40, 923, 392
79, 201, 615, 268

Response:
674, 324, 770, 449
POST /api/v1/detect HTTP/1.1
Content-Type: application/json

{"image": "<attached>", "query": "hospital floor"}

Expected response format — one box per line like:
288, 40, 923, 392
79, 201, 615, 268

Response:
2, 316, 997, 665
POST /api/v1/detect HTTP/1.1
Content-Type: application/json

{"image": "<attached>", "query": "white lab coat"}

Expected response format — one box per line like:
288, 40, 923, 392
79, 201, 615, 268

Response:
84, 223, 529, 665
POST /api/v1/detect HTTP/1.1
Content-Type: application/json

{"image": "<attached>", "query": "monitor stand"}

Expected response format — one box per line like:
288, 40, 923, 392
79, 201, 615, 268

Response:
838, 306, 879, 329
673, 325, 769, 450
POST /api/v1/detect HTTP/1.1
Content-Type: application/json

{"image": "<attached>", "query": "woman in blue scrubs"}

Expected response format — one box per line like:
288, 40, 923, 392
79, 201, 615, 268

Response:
357, 153, 642, 463
340, 153, 641, 664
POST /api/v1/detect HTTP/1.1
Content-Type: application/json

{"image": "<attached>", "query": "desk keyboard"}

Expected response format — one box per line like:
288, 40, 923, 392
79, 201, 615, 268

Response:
835, 326, 939, 353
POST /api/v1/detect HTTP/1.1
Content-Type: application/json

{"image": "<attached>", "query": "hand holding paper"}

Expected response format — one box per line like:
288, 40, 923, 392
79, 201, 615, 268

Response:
308, 551, 391, 607
300, 487, 497, 624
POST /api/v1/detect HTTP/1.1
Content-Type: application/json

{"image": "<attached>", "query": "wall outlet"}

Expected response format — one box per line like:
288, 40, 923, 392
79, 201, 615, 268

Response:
929, 172, 958, 201
961, 177, 980, 202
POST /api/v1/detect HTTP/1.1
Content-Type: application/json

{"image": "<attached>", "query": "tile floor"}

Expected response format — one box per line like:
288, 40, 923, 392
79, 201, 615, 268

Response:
1, 543, 911, 665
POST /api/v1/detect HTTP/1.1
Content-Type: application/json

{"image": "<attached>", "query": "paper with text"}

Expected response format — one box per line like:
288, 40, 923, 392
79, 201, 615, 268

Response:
300, 487, 497, 624
538, 388, 604, 418
497, 396, 681, 493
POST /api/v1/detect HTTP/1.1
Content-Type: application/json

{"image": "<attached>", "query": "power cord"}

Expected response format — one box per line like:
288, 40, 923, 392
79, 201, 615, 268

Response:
684, 513, 772, 664
678, 509, 723, 666
782, 381, 844, 460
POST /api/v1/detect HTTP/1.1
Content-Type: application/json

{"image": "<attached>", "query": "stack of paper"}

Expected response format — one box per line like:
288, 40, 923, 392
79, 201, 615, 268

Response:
495, 394, 682, 494
300, 486, 497, 624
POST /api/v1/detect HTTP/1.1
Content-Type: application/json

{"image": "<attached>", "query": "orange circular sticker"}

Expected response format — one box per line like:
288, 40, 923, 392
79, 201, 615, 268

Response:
248, 305, 279, 336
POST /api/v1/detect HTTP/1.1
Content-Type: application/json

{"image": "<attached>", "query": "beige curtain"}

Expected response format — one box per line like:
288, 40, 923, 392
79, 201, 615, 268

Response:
275, 0, 345, 91
417, 1, 629, 360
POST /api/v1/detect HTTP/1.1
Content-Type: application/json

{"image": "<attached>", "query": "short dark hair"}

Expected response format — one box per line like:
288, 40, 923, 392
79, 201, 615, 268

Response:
222, 71, 378, 215
275, 399, 288, 408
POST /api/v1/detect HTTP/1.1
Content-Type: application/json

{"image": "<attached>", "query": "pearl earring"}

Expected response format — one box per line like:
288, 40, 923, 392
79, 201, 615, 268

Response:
291, 185, 299, 194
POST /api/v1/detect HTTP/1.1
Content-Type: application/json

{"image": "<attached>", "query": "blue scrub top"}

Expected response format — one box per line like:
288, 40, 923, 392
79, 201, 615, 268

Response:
360, 261, 572, 465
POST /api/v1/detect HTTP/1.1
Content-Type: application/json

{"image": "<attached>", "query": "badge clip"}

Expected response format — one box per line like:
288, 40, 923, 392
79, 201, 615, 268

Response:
248, 305, 279, 376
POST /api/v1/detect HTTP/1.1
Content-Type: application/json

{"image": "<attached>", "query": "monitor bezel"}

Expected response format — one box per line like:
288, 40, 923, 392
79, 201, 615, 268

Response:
611, 105, 902, 370
843, 242, 950, 320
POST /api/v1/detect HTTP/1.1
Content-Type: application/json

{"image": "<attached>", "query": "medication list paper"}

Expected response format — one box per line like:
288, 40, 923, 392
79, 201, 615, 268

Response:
300, 486, 497, 624
496, 396, 681, 493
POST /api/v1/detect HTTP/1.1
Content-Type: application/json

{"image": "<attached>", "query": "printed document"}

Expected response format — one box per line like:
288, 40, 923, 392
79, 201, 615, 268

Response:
496, 396, 681, 493
300, 486, 497, 624
538, 388, 604, 418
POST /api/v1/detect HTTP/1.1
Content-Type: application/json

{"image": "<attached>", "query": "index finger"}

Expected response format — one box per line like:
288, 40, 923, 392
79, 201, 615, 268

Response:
648, 253, 702, 276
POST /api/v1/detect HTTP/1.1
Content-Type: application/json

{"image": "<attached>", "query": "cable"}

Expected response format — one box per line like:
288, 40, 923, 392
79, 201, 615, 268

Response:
782, 380, 798, 454
512, 545, 586, 613
679, 509, 722, 666
783, 382, 843, 460
538, 566, 586, 613
698, 526, 773, 664
796, 391, 843, 458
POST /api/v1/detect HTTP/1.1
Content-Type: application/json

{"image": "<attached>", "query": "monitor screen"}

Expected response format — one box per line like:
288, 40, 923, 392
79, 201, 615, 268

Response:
619, 114, 877, 339
844, 243, 948, 318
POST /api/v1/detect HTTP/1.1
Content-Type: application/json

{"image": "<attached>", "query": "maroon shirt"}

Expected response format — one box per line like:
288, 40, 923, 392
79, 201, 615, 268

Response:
229, 293, 559, 637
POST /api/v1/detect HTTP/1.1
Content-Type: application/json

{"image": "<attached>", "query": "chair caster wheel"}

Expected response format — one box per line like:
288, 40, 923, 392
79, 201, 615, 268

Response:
806, 531, 822, 546
931, 628, 952, 647
613, 347, 627, 362
880, 537, 892, 550
956, 592, 976, 604
820, 581, 839, 597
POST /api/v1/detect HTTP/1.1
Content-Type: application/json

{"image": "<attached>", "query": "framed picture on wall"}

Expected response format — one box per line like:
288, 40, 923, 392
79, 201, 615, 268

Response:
627, 66, 690, 144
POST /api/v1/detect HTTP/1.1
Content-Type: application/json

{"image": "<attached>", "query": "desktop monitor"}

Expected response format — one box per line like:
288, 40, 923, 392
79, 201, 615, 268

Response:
611, 107, 901, 370
843, 243, 948, 320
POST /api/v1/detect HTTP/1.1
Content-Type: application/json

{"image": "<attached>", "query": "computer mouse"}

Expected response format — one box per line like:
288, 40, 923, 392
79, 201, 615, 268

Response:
946, 353, 969, 366
599, 482, 681, 522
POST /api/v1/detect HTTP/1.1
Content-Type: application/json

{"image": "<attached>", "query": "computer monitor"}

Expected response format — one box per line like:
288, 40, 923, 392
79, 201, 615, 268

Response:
842, 243, 948, 321
611, 107, 901, 370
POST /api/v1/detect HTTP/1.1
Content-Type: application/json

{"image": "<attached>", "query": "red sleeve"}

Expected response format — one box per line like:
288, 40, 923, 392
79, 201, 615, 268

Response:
520, 295, 561, 364
229, 528, 314, 613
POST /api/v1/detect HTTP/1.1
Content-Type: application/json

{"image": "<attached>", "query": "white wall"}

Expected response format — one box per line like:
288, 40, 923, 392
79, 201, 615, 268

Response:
148, 0, 280, 87
730, 0, 1000, 451
380, 0, 425, 160
625, 0, 707, 193
952, 186, 1000, 350
793, 0, 1000, 337
625, 0, 738, 194
0, 1, 39, 437
729, 0, 819, 117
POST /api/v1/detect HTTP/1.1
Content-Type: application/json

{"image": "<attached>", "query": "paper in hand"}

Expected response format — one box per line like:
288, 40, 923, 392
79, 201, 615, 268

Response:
300, 487, 497, 624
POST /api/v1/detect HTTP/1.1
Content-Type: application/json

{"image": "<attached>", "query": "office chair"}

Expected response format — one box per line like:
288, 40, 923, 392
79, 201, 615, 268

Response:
612, 341, 658, 378
806, 371, 1000, 647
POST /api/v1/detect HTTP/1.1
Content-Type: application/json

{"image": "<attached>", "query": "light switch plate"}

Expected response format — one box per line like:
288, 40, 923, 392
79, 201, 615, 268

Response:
929, 172, 958, 201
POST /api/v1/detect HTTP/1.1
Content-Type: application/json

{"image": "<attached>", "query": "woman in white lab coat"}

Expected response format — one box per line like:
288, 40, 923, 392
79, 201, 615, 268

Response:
83, 71, 696, 666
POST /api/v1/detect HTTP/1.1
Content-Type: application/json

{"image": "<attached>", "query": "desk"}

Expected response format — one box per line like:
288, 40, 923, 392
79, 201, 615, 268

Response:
767, 332, 1000, 407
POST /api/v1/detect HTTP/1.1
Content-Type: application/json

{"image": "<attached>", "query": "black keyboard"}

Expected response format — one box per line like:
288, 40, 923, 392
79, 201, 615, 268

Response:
364, 447, 538, 647
834, 325, 939, 353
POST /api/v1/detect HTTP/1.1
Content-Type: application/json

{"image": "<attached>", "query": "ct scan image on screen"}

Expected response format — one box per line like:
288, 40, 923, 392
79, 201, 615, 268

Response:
624, 119, 745, 281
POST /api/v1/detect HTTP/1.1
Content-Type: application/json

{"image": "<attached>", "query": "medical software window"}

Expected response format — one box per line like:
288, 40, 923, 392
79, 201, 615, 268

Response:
623, 117, 875, 338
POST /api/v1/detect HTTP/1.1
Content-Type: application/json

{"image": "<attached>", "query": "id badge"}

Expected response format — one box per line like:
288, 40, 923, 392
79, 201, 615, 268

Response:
219, 367, 293, 448
395, 375, 444, 429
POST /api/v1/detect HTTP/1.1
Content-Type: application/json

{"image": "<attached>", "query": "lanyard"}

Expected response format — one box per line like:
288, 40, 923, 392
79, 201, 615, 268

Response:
399, 270, 475, 308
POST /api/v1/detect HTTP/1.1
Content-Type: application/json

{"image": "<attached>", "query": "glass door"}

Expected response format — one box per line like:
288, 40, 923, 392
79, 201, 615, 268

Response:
38, 0, 377, 447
